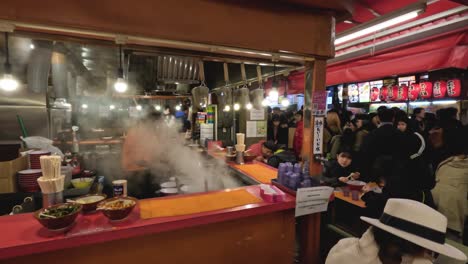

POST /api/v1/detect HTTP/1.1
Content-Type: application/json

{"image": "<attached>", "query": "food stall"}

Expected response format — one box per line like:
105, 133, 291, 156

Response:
0, 1, 351, 263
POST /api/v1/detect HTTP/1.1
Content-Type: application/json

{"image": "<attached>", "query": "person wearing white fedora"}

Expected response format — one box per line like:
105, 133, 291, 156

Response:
326, 199, 467, 264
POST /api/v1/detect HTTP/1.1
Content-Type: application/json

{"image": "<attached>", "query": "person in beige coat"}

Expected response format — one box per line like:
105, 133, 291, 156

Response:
432, 154, 468, 234
326, 199, 467, 264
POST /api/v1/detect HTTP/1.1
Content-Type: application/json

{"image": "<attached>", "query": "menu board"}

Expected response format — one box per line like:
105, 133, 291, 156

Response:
337, 85, 343, 103
358, 82, 370, 103
398, 75, 416, 86
348, 84, 359, 103
370, 80, 383, 102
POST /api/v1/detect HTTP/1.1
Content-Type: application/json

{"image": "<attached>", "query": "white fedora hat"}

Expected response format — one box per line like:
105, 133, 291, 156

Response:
361, 198, 467, 261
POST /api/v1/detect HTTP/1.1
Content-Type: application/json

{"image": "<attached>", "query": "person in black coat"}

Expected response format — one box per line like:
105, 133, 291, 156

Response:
267, 114, 288, 147
358, 108, 431, 217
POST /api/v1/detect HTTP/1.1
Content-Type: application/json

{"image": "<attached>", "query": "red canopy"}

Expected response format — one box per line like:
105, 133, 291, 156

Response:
326, 29, 468, 85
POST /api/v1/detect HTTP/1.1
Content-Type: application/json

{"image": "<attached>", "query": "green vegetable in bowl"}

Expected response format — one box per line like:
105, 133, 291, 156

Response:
39, 204, 80, 219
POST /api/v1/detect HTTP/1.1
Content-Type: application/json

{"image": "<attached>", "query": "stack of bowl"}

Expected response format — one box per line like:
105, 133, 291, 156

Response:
17, 169, 42, 192
29, 150, 51, 169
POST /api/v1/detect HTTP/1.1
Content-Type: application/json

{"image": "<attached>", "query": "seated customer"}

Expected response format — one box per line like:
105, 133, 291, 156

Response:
322, 151, 360, 187
261, 141, 296, 168
326, 199, 467, 264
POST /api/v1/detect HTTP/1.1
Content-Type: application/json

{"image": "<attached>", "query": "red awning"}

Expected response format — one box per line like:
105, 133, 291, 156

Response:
325, 29, 468, 85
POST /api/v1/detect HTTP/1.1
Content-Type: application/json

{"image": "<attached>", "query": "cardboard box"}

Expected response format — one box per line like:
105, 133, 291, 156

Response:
0, 155, 28, 193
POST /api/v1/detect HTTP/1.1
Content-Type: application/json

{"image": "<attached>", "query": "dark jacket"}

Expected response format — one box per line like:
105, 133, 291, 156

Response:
267, 149, 297, 168
322, 160, 356, 187
359, 124, 434, 216
267, 125, 288, 147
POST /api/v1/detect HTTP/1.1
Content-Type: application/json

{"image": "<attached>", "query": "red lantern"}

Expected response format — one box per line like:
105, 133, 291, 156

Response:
379, 86, 388, 101
447, 79, 461, 98
419, 82, 433, 99
433, 81, 447, 98
387, 85, 398, 101
370, 87, 380, 102
396, 85, 408, 101
408, 83, 420, 101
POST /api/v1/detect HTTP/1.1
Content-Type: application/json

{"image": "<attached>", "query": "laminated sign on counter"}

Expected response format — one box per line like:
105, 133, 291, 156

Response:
295, 186, 334, 217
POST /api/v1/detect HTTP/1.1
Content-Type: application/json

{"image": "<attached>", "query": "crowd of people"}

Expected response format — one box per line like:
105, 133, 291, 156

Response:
255, 104, 468, 263
322, 106, 468, 236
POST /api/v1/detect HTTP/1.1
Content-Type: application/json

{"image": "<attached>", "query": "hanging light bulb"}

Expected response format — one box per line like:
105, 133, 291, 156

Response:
175, 105, 181, 111
136, 105, 142, 111
0, 33, 19, 92
155, 105, 161, 111
246, 103, 253, 110
114, 44, 128, 93
234, 103, 240, 111
224, 105, 231, 112
0, 74, 19, 92
81, 104, 88, 109
268, 63, 279, 102
114, 78, 127, 93
262, 98, 269, 107
269, 89, 279, 102
281, 97, 290, 107
109, 105, 115, 110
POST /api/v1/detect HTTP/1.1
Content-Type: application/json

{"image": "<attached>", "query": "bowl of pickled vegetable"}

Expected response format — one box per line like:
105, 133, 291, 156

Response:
34, 203, 82, 231
97, 197, 137, 221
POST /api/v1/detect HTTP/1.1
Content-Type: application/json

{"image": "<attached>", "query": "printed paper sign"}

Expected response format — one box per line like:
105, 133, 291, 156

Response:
295, 186, 334, 217
313, 117, 324, 155
312, 91, 327, 116
250, 109, 265, 120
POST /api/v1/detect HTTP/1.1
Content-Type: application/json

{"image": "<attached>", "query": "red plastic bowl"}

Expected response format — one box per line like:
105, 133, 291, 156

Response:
347, 180, 366, 191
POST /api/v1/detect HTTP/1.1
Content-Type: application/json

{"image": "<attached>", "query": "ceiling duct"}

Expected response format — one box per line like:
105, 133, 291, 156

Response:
27, 40, 52, 94
156, 55, 200, 85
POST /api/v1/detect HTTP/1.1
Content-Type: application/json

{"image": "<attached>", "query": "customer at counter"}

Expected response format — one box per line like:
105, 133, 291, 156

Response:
322, 151, 360, 187
326, 199, 467, 264
261, 141, 296, 168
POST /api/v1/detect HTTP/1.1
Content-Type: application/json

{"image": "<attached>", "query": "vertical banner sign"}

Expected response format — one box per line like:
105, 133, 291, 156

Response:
313, 117, 324, 155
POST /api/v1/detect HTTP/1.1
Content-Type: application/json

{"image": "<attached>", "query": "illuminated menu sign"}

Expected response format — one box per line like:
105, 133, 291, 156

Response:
358, 82, 370, 103
348, 84, 359, 103
370, 80, 383, 102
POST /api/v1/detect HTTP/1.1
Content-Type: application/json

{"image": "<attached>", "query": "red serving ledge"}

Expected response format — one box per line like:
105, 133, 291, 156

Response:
0, 185, 295, 260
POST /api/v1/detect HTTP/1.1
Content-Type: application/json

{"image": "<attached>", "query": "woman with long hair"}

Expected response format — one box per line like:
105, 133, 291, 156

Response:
324, 110, 343, 155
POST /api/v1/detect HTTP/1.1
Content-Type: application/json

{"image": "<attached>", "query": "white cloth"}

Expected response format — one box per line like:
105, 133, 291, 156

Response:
326, 229, 433, 264
432, 155, 468, 233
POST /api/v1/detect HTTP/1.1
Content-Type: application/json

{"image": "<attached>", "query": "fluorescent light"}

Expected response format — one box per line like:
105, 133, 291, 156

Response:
344, 20, 353, 24
234, 103, 240, 111
29, 44, 35, 49
114, 78, 128, 93
246, 103, 253, 110
336, 11, 419, 45
0, 74, 19, 92
432, 100, 457, 105
409, 102, 430, 106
